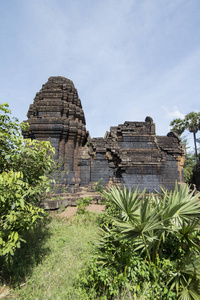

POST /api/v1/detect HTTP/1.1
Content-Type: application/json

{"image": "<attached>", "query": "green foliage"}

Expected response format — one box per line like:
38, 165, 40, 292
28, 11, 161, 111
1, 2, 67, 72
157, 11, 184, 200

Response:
185, 112, 200, 134
0, 103, 55, 259
178, 136, 199, 185
0, 171, 46, 257
94, 178, 104, 193
0, 103, 27, 173
77, 184, 200, 299
170, 118, 186, 135
170, 112, 200, 136
76, 197, 93, 214
2, 184, 200, 299
77, 251, 177, 299
0, 217, 51, 286
170, 112, 200, 161
184, 152, 198, 184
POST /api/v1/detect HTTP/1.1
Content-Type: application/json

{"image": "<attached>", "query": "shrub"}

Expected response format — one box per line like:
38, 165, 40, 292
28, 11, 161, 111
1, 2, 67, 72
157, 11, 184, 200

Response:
76, 197, 93, 214
0, 103, 55, 259
77, 184, 200, 299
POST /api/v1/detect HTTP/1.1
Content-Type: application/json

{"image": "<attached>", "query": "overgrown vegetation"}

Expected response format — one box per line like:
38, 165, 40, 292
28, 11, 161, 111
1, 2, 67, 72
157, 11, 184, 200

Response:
0, 103, 55, 258
170, 112, 200, 162
76, 197, 93, 214
77, 184, 200, 299
1, 184, 200, 299
170, 112, 200, 185
183, 152, 199, 184
1, 214, 100, 299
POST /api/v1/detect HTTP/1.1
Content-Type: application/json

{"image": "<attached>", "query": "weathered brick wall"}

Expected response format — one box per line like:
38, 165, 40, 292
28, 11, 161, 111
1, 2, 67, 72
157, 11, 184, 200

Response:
81, 120, 185, 192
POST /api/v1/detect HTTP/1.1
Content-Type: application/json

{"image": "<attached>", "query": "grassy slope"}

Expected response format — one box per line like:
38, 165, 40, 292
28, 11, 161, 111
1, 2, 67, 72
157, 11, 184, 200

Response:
10, 213, 100, 300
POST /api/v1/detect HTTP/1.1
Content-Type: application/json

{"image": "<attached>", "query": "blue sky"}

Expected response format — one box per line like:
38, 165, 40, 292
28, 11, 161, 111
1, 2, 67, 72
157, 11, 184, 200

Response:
0, 0, 199, 150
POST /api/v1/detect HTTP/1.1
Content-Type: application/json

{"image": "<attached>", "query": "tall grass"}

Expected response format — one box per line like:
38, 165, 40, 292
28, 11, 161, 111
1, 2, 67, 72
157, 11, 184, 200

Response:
1, 213, 100, 300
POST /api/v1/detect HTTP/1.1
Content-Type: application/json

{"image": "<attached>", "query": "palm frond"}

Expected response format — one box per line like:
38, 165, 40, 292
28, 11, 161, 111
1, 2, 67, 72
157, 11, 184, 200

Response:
102, 185, 141, 222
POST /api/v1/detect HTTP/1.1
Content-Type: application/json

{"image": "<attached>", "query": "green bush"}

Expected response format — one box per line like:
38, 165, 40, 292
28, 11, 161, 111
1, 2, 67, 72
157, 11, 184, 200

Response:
76, 197, 93, 214
183, 152, 198, 184
0, 103, 55, 260
77, 184, 200, 299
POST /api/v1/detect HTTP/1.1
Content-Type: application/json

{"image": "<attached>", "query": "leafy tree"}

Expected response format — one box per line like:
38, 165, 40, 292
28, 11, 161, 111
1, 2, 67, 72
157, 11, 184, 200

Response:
0, 103, 55, 258
170, 112, 200, 161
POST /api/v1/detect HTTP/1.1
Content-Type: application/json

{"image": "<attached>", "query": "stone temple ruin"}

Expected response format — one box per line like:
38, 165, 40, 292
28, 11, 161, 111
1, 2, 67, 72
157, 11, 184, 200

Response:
23, 76, 185, 207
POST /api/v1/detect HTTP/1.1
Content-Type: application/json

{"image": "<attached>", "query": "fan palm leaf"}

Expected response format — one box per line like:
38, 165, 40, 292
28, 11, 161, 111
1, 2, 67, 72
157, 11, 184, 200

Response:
102, 185, 141, 223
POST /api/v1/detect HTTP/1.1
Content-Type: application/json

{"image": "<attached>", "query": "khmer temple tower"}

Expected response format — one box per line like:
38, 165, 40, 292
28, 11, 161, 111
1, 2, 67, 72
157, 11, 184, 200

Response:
23, 76, 87, 192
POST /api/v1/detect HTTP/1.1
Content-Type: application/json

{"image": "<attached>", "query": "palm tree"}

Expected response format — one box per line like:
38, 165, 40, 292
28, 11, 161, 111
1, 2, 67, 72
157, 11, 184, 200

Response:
170, 112, 200, 162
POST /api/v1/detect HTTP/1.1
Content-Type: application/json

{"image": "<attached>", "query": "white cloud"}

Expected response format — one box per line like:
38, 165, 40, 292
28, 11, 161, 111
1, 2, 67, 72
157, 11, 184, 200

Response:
162, 106, 185, 120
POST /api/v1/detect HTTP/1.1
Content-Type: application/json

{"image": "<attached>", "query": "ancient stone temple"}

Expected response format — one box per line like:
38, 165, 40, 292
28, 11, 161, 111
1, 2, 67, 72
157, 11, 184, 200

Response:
24, 76, 185, 206
23, 76, 87, 194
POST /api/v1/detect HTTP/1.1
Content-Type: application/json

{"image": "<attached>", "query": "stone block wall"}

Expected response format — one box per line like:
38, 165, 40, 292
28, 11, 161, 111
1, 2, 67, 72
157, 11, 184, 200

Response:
80, 120, 185, 192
